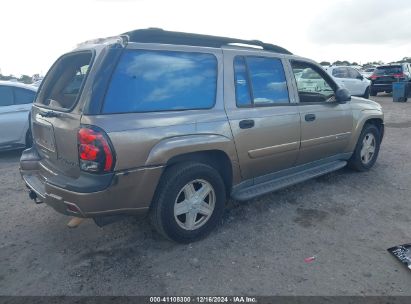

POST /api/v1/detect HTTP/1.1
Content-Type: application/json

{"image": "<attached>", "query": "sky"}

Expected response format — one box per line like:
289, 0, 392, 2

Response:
1, 0, 411, 76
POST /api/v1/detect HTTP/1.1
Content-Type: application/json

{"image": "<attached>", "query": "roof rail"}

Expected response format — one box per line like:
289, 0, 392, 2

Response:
122, 28, 292, 55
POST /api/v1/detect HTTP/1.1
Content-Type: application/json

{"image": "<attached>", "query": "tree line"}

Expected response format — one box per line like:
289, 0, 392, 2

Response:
320, 57, 411, 67
0, 74, 33, 84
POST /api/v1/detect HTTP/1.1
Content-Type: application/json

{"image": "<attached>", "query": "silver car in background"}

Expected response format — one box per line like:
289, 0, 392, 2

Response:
0, 81, 37, 150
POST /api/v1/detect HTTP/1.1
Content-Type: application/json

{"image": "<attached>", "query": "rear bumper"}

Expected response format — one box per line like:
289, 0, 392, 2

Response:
371, 83, 393, 92
20, 148, 163, 217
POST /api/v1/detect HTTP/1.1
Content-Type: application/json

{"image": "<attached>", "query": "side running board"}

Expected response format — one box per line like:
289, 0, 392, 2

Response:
232, 160, 347, 201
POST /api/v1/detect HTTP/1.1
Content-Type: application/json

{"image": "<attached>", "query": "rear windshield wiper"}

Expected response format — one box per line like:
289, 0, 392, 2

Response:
39, 110, 62, 118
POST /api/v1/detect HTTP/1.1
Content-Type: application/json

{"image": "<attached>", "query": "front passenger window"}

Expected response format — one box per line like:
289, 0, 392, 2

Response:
348, 68, 361, 79
291, 61, 336, 103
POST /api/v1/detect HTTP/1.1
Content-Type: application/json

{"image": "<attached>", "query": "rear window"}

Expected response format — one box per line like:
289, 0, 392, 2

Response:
37, 51, 93, 110
375, 66, 402, 75
103, 50, 217, 114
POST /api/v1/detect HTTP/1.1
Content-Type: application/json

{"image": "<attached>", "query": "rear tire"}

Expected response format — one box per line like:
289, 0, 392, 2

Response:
348, 124, 381, 172
150, 162, 226, 243
363, 86, 370, 99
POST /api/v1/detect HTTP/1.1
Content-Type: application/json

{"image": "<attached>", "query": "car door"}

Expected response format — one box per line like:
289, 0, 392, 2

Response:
347, 67, 366, 95
13, 87, 35, 142
0, 85, 18, 146
223, 49, 301, 180
289, 61, 353, 165
331, 67, 356, 94
0, 85, 34, 147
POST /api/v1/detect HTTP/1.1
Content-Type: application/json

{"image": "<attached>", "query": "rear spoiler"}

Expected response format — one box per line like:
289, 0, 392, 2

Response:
75, 35, 128, 50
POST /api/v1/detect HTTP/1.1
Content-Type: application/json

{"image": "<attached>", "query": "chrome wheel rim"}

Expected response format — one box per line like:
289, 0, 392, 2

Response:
360, 133, 376, 165
174, 179, 216, 231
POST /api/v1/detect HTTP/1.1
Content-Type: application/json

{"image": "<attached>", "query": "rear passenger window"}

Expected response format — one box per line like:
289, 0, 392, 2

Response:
233, 56, 289, 107
103, 50, 217, 113
14, 88, 36, 104
0, 86, 13, 106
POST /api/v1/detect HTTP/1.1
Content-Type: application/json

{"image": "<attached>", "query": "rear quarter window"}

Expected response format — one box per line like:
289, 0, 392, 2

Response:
102, 50, 217, 113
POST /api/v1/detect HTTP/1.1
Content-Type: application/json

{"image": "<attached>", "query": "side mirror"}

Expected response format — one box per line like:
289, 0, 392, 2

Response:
356, 75, 364, 80
335, 88, 351, 103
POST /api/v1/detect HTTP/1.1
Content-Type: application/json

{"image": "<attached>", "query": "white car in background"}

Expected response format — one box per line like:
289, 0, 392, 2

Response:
324, 66, 371, 98
296, 68, 331, 92
361, 67, 376, 79
0, 81, 37, 151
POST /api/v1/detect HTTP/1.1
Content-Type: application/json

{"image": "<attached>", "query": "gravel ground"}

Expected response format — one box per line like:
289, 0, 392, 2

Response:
0, 94, 410, 296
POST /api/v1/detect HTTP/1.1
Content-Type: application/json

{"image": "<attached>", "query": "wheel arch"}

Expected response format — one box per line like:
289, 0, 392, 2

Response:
145, 134, 242, 196
165, 150, 234, 198
347, 112, 384, 152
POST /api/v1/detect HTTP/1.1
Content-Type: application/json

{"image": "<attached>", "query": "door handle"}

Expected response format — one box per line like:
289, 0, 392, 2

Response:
239, 119, 255, 129
305, 114, 316, 122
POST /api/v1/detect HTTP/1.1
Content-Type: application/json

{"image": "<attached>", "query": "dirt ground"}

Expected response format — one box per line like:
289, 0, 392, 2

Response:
0, 94, 410, 296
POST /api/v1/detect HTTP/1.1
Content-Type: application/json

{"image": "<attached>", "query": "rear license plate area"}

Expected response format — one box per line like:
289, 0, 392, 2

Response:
33, 122, 56, 152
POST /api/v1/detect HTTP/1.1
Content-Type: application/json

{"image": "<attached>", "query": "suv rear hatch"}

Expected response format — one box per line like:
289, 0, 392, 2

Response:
371, 65, 405, 84
31, 51, 93, 178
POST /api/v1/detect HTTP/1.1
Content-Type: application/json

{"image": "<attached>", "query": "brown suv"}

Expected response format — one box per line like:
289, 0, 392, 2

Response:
20, 29, 384, 243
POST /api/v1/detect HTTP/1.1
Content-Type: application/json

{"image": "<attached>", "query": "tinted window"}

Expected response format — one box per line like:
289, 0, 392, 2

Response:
291, 61, 335, 103
0, 86, 13, 106
14, 88, 36, 104
332, 67, 349, 78
348, 68, 361, 79
233, 56, 252, 106
246, 57, 289, 105
375, 66, 402, 75
103, 50, 217, 113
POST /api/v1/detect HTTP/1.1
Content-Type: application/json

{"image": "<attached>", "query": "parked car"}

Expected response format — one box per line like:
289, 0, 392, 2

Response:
361, 67, 376, 79
296, 68, 331, 93
20, 29, 384, 243
0, 81, 37, 151
324, 66, 371, 98
31, 80, 43, 88
370, 64, 411, 96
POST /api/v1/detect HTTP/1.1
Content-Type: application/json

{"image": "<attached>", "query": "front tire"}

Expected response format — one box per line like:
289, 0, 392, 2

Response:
370, 87, 377, 96
363, 86, 370, 99
348, 124, 381, 172
150, 162, 226, 243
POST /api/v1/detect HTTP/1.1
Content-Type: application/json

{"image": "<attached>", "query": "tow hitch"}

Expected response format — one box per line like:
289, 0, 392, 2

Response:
28, 189, 43, 204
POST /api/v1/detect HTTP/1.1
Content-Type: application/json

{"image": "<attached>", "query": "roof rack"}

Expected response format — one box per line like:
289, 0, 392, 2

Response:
122, 28, 292, 55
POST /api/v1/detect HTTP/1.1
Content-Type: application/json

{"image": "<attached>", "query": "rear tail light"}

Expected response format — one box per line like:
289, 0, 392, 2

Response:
370, 74, 379, 80
393, 73, 405, 79
78, 126, 115, 173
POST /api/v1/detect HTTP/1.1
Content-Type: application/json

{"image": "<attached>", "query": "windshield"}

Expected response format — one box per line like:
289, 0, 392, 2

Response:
300, 69, 322, 79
